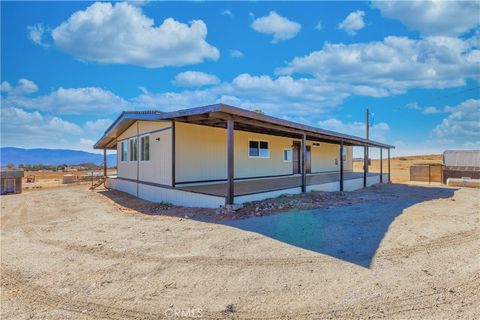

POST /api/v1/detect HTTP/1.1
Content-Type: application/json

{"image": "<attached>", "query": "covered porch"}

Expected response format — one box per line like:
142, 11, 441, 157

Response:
177, 171, 386, 198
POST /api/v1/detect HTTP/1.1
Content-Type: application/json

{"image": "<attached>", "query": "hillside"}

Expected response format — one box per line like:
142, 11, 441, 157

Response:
1, 147, 117, 166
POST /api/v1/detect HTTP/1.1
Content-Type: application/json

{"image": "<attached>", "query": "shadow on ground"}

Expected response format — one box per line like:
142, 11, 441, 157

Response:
99, 183, 456, 269
217, 184, 456, 268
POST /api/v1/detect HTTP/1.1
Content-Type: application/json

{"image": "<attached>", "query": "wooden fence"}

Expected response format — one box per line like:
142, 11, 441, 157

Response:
410, 164, 443, 183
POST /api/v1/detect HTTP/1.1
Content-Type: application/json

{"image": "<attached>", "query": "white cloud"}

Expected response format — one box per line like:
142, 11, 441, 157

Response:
221, 9, 233, 17
2, 85, 130, 115
338, 10, 365, 35
422, 106, 442, 115
172, 71, 220, 87
85, 119, 113, 133
277, 35, 480, 96
1, 79, 38, 96
135, 73, 350, 120
372, 1, 480, 36
251, 11, 301, 43
315, 21, 323, 31
27, 24, 48, 47
230, 49, 244, 58
431, 99, 480, 145
48, 2, 219, 68
1, 107, 84, 149
317, 118, 390, 142
405, 102, 421, 110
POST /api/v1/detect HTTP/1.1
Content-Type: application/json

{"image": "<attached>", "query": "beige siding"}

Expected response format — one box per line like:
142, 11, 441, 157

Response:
175, 122, 354, 183
116, 120, 172, 186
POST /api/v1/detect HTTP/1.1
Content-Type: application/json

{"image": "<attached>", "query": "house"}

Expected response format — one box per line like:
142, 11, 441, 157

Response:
94, 104, 394, 208
443, 150, 480, 183
0, 169, 24, 195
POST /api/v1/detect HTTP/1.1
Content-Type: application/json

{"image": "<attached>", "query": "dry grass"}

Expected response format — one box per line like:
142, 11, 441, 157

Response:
354, 154, 443, 182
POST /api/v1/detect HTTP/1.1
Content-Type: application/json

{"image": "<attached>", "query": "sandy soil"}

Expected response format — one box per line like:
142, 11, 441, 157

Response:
354, 154, 443, 182
1, 183, 479, 319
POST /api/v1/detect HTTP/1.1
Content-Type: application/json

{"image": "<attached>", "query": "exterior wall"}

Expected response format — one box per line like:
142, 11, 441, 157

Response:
309, 143, 353, 173
106, 177, 225, 208
175, 122, 354, 183
116, 120, 172, 186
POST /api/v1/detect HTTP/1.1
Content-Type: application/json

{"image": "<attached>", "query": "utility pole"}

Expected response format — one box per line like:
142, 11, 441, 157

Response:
365, 108, 369, 173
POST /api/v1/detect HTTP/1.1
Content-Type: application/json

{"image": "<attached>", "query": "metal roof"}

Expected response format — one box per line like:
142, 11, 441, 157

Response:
94, 104, 395, 150
443, 150, 480, 168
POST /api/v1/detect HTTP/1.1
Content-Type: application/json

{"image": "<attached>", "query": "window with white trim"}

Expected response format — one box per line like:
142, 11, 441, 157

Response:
283, 148, 292, 162
120, 141, 128, 162
140, 135, 150, 161
249, 140, 269, 158
129, 137, 138, 161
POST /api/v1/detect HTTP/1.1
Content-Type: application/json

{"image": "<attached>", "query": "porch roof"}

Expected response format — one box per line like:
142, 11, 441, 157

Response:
94, 104, 395, 150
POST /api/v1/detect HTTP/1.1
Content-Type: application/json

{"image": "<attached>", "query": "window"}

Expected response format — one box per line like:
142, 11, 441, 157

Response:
129, 138, 138, 161
120, 141, 128, 162
249, 140, 269, 158
140, 135, 150, 161
283, 148, 292, 162
342, 147, 347, 161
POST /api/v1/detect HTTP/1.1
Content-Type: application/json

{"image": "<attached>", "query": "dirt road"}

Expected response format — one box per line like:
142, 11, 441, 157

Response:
1, 184, 479, 319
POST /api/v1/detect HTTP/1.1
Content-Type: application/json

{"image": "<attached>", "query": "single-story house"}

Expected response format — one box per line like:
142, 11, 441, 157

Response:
94, 104, 394, 208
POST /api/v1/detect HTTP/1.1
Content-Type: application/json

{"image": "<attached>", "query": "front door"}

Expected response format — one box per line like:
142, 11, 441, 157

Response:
306, 146, 311, 173
5, 179, 15, 194
292, 142, 301, 174
292, 142, 311, 174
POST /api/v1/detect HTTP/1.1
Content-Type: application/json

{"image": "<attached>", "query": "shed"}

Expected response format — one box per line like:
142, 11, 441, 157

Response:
443, 150, 480, 183
0, 169, 24, 195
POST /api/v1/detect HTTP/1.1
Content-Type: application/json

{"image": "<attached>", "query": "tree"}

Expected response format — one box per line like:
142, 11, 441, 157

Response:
252, 108, 264, 114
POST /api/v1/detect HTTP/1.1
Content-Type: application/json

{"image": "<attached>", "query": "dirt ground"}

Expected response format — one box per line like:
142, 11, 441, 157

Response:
22, 170, 116, 190
1, 183, 479, 319
354, 154, 443, 182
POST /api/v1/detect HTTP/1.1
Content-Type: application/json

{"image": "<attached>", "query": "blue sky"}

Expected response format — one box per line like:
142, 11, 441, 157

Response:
1, 1, 479, 156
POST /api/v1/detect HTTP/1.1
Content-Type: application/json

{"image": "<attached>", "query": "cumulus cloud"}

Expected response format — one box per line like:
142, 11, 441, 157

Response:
1, 79, 38, 96
230, 49, 244, 58
277, 35, 480, 96
2, 85, 130, 115
317, 118, 390, 142
372, 1, 480, 36
47, 2, 219, 68
85, 119, 113, 133
338, 10, 365, 35
431, 99, 480, 145
251, 11, 301, 43
172, 71, 220, 87
1, 107, 84, 149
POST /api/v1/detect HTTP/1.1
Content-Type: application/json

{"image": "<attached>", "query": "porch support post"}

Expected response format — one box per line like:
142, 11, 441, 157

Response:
103, 149, 107, 177
301, 133, 307, 193
380, 148, 383, 183
339, 140, 344, 191
363, 145, 367, 188
227, 119, 235, 205
388, 148, 391, 183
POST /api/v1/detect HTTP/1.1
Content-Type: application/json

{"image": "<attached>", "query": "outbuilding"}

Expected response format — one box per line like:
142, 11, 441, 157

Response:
443, 150, 480, 183
0, 169, 24, 195
94, 104, 394, 208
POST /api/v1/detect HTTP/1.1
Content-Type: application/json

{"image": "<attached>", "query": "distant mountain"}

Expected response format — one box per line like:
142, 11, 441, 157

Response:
1, 147, 117, 166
